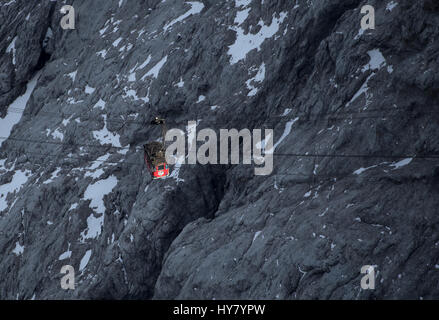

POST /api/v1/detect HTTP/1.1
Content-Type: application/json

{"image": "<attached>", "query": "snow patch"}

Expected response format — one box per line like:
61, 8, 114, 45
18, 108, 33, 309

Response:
128, 55, 152, 81
362, 49, 387, 73
234, 8, 250, 25
354, 27, 365, 40
175, 78, 184, 88
347, 50, 392, 108
46, 127, 64, 141
67, 70, 77, 82
354, 165, 376, 175
80, 176, 118, 240
0, 169, 32, 211
85, 85, 95, 94
390, 158, 412, 170
265, 117, 299, 154
235, 0, 251, 7
137, 55, 152, 70
252, 231, 262, 243
6, 36, 17, 65
84, 176, 118, 215
85, 168, 105, 180
62, 115, 73, 127
141, 55, 167, 80
112, 37, 123, 47
228, 12, 287, 64
4, 0, 16, 6
169, 155, 185, 183
85, 153, 111, 170
346, 73, 374, 108
58, 244, 72, 260
42, 167, 62, 185
123, 87, 149, 103
93, 99, 106, 110
246, 63, 265, 96
96, 49, 107, 59
386, 1, 398, 11
92, 115, 122, 147
12, 241, 24, 256
353, 161, 390, 175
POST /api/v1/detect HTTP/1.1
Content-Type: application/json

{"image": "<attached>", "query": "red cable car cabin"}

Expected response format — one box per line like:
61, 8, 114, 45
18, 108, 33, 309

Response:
144, 142, 170, 179
152, 163, 170, 179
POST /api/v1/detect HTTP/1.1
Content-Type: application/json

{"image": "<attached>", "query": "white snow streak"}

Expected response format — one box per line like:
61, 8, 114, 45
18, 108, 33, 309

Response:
67, 70, 77, 82
390, 158, 412, 169
6, 36, 17, 65
0, 71, 41, 147
59, 244, 72, 260
228, 12, 287, 64
85, 85, 95, 94
347, 49, 392, 108
12, 241, 24, 256
93, 99, 106, 110
234, 8, 250, 25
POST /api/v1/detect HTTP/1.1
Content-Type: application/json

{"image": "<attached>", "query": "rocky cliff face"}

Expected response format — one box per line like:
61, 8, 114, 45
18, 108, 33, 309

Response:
0, 0, 438, 300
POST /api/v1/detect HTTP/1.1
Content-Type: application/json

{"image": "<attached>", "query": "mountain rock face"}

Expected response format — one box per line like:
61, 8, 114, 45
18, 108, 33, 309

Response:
0, 0, 438, 299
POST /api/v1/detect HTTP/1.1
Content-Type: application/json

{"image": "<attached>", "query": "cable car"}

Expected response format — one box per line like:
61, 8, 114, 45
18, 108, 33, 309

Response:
144, 117, 170, 179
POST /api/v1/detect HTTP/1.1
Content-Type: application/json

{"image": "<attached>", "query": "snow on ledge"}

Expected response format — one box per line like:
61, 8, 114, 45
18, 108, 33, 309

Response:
163, 2, 205, 33
228, 12, 287, 64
